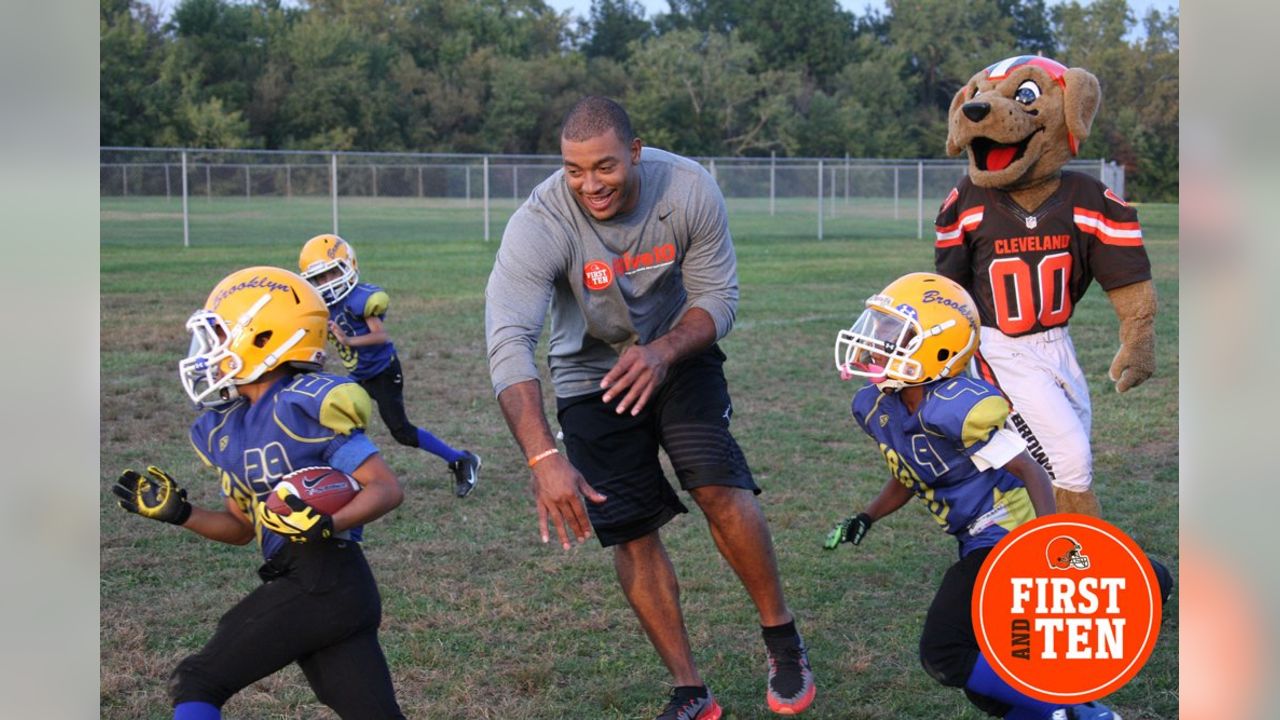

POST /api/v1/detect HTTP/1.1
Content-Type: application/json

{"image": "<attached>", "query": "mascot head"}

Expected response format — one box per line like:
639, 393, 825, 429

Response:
946, 56, 1101, 191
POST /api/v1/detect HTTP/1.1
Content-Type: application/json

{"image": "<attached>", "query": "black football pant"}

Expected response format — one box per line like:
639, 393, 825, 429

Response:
358, 355, 422, 448
917, 546, 1011, 718
168, 540, 405, 719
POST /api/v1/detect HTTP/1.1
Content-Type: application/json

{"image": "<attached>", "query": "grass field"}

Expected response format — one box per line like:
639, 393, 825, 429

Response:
100, 197, 1178, 719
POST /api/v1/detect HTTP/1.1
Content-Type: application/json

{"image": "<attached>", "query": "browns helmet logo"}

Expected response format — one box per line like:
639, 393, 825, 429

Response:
1045, 535, 1091, 570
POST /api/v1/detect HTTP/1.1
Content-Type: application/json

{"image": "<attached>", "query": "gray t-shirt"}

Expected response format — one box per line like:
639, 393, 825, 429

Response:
485, 147, 739, 398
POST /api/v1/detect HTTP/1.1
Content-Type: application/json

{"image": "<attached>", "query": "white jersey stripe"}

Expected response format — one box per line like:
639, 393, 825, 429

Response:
935, 209, 985, 243
1073, 213, 1143, 239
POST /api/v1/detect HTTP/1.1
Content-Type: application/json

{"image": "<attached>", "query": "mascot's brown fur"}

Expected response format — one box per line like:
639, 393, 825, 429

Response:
944, 57, 1157, 518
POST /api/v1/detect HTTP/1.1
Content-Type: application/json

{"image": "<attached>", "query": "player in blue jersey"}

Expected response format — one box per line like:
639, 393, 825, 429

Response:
111, 266, 406, 720
822, 272, 1124, 720
300, 233, 481, 497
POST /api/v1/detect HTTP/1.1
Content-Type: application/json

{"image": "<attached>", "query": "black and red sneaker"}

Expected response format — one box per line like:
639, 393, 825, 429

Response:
657, 687, 723, 720
765, 634, 815, 715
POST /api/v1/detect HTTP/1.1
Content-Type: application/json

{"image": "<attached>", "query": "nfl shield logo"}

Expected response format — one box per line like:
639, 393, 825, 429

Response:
1025, 216, 1038, 230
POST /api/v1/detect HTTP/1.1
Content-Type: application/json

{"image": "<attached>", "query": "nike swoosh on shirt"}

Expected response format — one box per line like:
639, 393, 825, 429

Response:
658, 209, 674, 221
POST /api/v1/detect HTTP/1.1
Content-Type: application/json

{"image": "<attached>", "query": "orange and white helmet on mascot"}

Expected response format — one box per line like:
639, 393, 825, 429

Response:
179, 266, 328, 407
835, 272, 980, 391
298, 233, 359, 305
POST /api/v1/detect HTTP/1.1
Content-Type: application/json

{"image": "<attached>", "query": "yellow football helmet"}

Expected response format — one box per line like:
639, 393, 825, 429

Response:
834, 272, 980, 391
298, 233, 359, 305
179, 266, 329, 407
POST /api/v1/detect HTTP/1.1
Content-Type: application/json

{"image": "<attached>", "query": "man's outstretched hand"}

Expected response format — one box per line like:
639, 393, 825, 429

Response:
531, 454, 607, 550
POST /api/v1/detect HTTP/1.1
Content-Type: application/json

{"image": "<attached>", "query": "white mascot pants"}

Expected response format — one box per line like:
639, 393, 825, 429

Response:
976, 326, 1093, 493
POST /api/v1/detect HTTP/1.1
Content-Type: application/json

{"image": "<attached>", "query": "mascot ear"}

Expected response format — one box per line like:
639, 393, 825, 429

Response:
1062, 67, 1101, 156
945, 85, 968, 157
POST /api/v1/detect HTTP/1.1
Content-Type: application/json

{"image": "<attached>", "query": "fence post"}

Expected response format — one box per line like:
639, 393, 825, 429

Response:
417, 166, 423, 198
181, 151, 190, 248
371, 165, 378, 197
286, 164, 292, 198
205, 163, 211, 201
769, 151, 776, 217
844, 152, 850, 204
512, 165, 518, 202
331, 153, 339, 235
830, 164, 836, 218
165, 163, 171, 200
896, 166, 906, 220
483, 155, 491, 242
122, 165, 128, 197
817, 159, 824, 241
245, 165, 251, 199
466, 165, 472, 206
916, 160, 924, 240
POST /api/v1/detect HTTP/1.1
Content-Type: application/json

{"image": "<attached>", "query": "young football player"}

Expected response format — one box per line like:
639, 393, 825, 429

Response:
822, 272, 1124, 720
112, 266, 407, 720
299, 233, 481, 497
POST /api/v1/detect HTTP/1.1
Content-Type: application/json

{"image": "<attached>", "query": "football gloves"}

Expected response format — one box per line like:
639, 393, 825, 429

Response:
257, 490, 335, 543
113, 466, 193, 525
823, 513, 873, 549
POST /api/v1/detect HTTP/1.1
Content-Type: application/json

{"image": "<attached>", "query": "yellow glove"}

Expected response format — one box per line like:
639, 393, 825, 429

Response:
113, 466, 193, 525
257, 488, 335, 543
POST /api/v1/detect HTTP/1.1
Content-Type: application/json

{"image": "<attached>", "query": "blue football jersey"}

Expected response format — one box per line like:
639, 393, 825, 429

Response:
329, 282, 396, 381
851, 376, 1036, 557
189, 372, 380, 559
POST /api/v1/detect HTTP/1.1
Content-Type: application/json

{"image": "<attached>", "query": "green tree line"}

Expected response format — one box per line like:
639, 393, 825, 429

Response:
101, 0, 1177, 200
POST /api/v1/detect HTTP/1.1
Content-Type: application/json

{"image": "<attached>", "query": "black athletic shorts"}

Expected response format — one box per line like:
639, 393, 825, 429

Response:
556, 345, 759, 547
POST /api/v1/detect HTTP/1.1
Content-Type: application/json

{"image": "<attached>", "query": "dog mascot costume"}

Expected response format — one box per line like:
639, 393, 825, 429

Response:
934, 55, 1157, 518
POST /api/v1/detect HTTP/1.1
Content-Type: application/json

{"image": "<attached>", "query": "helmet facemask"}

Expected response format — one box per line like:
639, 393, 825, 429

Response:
301, 257, 358, 305
835, 303, 925, 390
179, 310, 243, 407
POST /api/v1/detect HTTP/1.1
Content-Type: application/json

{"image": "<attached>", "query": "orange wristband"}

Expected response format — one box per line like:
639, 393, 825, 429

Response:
527, 448, 560, 467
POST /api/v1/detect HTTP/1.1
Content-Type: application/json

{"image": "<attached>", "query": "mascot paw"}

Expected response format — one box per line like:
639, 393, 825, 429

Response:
1109, 345, 1154, 393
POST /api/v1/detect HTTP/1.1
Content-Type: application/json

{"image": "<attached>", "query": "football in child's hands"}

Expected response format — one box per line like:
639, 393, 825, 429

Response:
266, 466, 360, 517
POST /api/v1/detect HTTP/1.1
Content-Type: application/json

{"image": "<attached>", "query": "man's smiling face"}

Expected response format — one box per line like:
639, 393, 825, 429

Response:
562, 128, 642, 222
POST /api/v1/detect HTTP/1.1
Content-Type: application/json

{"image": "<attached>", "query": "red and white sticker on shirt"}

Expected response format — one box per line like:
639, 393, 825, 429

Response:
583, 260, 613, 291
972, 514, 1163, 703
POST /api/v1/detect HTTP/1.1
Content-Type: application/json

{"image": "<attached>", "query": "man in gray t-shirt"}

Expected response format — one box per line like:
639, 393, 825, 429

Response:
484, 96, 816, 718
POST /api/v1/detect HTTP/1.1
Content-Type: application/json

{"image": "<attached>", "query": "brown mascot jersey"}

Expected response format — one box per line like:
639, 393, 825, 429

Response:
933, 172, 1151, 337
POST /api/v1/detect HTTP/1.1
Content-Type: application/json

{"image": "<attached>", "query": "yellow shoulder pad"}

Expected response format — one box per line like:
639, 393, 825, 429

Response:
961, 395, 1011, 449
320, 383, 373, 435
364, 291, 390, 318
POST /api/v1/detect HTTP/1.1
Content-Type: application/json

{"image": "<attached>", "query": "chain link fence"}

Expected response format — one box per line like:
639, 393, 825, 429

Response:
100, 147, 1123, 246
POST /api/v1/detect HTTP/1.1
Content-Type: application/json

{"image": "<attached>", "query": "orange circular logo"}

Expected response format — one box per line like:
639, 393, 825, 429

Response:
972, 513, 1163, 703
583, 261, 613, 291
